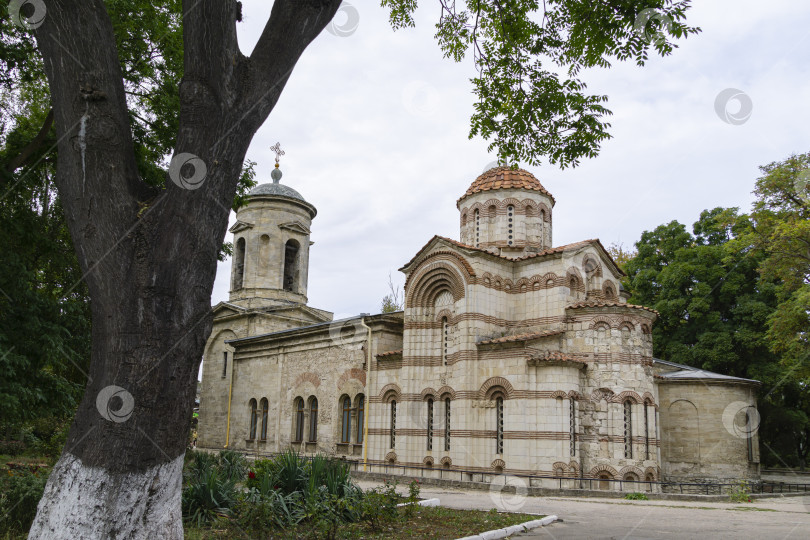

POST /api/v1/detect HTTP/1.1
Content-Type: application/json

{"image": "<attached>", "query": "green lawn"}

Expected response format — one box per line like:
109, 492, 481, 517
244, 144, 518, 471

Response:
186, 505, 542, 539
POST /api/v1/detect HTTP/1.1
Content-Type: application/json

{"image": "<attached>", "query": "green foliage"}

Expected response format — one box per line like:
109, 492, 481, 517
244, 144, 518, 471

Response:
622, 152, 810, 468
181, 466, 238, 527
624, 492, 649, 500
0, 469, 48, 534
382, 0, 700, 167
217, 450, 248, 483
356, 481, 400, 532
728, 480, 752, 503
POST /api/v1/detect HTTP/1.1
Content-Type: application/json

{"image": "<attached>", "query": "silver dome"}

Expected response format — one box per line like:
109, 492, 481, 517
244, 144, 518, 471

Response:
249, 182, 308, 202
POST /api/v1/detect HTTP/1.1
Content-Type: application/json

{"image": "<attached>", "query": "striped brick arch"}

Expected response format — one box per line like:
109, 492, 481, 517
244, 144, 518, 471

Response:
479, 377, 514, 400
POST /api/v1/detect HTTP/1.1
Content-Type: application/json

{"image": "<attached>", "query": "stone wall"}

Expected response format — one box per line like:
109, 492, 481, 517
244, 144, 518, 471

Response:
658, 381, 760, 484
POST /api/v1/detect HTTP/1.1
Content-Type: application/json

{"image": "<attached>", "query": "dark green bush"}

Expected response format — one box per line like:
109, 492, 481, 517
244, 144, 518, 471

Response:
0, 469, 48, 534
0, 440, 26, 456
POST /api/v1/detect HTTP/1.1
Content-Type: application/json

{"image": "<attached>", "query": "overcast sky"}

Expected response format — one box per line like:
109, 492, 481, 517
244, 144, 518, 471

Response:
211, 0, 810, 320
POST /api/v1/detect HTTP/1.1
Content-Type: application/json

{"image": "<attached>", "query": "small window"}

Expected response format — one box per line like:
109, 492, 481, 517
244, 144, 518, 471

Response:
233, 237, 246, 290
283, 239, 300, 292
442, 318, 449, 366
356, 395, 365, 444
426, 399, 434, 451
259, 398, 268, 441
570, 397, 576, 457
444, 398, 451, 451
495, 396, 504, 454
644, 403, 650, 460
341, 396, 352, 444
248, 398, 258, 440
624, 401, 633, 459
222, 351, 227, 378
308, 397, 318, 442
390, 400, 397, 449
294, 397, 304, 442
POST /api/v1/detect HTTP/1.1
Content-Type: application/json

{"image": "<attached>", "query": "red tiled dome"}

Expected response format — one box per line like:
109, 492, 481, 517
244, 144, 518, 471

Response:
457, 166, 554, 207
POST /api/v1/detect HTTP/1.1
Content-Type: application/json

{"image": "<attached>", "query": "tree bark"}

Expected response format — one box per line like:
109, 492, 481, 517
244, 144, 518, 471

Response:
28, 1, 340, 537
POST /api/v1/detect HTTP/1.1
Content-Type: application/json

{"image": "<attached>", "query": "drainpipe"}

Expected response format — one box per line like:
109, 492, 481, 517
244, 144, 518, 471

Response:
224, 349, 234, 447
359, 316, 373, 471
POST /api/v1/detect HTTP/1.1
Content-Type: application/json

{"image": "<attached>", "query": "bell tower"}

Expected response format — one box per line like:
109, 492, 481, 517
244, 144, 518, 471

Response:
228, 144, 317, 309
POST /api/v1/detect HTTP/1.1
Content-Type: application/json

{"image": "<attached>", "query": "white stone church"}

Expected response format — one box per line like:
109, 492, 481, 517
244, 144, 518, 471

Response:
198, 164, 761, 489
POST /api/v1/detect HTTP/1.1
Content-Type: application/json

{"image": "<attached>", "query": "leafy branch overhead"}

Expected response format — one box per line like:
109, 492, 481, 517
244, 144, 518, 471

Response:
383, 0, 700, 167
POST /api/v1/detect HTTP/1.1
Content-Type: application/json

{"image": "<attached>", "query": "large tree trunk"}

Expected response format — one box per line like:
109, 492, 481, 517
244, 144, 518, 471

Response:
28, 1, 340, 537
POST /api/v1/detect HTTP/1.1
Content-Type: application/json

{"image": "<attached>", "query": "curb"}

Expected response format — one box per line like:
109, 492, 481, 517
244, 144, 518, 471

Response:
456, 515, 558, 540
397, 497, 441, 508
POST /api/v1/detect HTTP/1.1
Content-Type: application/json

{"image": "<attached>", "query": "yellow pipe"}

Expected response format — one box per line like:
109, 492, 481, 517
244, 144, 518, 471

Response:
360, 316, 372, 471
224, 351, 234, 447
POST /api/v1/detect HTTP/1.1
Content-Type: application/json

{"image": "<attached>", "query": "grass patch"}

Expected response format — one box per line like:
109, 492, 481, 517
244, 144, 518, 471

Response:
186, 505, 541, 539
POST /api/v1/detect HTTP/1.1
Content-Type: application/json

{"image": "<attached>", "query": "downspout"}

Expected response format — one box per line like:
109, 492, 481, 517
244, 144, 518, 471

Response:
224, 349, 235, 447
360, 316, 373, 471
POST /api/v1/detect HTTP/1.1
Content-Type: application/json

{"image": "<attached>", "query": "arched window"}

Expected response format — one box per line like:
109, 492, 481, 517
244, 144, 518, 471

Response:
355, 395, 365, 444
474, 209, 480, 247
570, 397, 577, 457
568, 275, 579, 296
259, 398, 269, 441
495, 396, 504, 454
624, 401, 633, 459
293, 397, 304, 442
308, 397, 318, 442
233, 237, 246, 290
444, 398, 451, 451
248, 398, 258, 440
644, 403, 650, 460
390, 400, 397, 449
341, 396, 352, 444
442, 317, 449, 366
283, 239, 300, 292
507, 205, 514, 246
426, 398, 434, 451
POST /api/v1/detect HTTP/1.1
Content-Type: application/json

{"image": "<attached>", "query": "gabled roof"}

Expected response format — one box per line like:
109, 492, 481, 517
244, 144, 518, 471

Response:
400, 235, 625, 277
477, 329, 564, 345
211, 301, 248, 316
653, 358, 760, 385
567, 300, 658, 316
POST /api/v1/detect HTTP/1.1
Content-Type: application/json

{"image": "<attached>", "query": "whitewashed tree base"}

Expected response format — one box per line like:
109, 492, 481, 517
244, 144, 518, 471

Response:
28, 453, 184, 540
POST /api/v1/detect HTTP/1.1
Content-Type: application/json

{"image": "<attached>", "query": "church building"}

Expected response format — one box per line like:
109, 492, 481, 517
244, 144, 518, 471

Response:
197, 162, 761, 490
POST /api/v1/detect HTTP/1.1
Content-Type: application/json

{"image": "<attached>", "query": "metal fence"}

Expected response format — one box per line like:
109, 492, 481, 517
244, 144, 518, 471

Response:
227, 449, 810, 497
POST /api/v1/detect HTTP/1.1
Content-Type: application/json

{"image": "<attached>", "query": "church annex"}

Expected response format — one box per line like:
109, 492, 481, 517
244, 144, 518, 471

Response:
197, 164, 761, 489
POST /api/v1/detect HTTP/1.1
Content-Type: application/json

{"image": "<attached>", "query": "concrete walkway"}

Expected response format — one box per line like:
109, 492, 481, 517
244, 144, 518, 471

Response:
355, 479, 810, 539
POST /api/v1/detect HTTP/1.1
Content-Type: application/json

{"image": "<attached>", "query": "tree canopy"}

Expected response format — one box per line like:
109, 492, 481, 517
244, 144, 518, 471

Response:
622, 154, 810, 468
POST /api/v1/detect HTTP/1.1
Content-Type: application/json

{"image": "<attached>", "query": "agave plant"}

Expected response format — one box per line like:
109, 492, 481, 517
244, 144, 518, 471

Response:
181, 467, 238, 527
218, 449, 248, 482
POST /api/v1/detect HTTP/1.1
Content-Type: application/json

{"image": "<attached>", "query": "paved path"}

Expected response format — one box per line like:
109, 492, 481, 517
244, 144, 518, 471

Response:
355, 479, 810, 539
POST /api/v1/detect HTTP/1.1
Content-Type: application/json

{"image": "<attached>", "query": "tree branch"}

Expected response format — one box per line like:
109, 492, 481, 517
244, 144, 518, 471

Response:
5, 109, 54, 173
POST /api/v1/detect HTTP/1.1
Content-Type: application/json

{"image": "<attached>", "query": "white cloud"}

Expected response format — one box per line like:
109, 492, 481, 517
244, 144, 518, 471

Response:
212, 0, 810, 319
